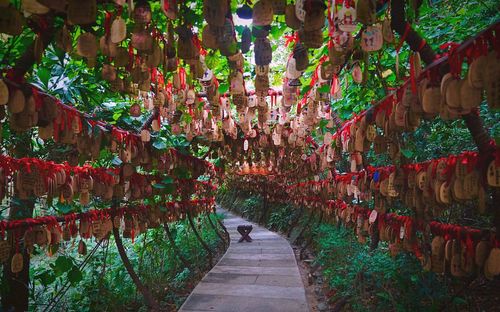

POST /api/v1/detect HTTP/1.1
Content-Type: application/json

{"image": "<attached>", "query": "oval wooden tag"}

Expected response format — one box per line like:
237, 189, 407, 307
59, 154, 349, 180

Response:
11, 252, 23, 273
487, 160, 500, 187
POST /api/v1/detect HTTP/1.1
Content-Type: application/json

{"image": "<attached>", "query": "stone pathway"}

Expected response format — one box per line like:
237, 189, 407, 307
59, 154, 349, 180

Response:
179, 208, 309, 312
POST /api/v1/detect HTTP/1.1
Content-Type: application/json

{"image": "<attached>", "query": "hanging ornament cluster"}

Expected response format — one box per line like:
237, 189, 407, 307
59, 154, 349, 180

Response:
0, 154, 216, 206
0, 198, 215, 272
229, 171, 500, 280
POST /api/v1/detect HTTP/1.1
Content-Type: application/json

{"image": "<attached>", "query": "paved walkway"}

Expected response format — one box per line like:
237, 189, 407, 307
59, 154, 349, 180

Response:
179, 208, 309, 312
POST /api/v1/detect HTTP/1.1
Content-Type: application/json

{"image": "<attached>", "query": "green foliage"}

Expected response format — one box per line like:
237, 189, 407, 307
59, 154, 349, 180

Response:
314, 223, 465, 311
267, 204, 300, 233
29, 215, 225, 311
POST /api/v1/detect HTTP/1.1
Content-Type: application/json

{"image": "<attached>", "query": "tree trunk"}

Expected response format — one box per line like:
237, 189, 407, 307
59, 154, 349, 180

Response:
2, 15, 55, 312
163, 222, 193, 271
294, 210, 315, 245
111, 208, 160, 311
213, 206, 231, 243
205, 212, 227, 250
2, 199, 34, 312
287, 207, 304, 238
369, 219, 380, 251
259, 188, 269, 225
186, 210, 213, 267
300, 210, 323, 259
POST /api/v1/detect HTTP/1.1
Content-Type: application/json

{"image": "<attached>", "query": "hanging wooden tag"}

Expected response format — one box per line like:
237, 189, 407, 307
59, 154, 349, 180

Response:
467, 55, 486, 89
0, 6, 25, 36
475, 241, 490, 267
421, 87, 441, 115
487, 160, 500, 187
7, 89, 25, 114
382, 18, 393, 43
22, 0, 49, 14
67, 0, 97, 25
338, 2, 357, 33
11, 252, 23, 273
37, 0, 66, 11
450, 240, 465, 277
111, 16, 127, 44
0, 79, 8, 105
78, 240, 87, 255
484, 51, 500, 110
360, 24, 383, 52
77, 33, 98, 58
285, 4, 301, 30
140, 129, 151, 142
0, 240, 10, 263
463, 171, 479, 199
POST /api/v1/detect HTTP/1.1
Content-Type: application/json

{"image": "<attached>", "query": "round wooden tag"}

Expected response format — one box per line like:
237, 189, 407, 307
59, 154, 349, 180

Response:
77, 33, 98, 58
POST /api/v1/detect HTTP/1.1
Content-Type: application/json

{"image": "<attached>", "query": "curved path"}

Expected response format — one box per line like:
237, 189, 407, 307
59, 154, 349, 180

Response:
179, 208, 309, 312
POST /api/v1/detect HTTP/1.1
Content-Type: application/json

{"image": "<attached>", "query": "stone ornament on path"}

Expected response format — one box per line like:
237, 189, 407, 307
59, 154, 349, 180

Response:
237, 225, 253, 242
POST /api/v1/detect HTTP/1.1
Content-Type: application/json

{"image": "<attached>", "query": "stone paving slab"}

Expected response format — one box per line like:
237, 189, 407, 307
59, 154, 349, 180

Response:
217, 258, 297, 267
179, 208, 309, 312
224, 253, 295, 260
210, 265, 300, 276
226, 247, 291, 254
181, 294, 308, 312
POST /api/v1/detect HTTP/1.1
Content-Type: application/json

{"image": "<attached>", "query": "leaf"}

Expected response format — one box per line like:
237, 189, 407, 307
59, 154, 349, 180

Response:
300, 85, 312, 96
67, 266, 83, 285
318, 84, 330, 93
152, 183, 167, 189
163, 184, 175, 194
400, 148, 414, 159
218, 83, 229, 94
37, 271, 56, 286
173, 167, 191, 179
319, 118, 329, 131
152, 139, 167, 150
55, 256, 73, 274
111, 156, 123, 166
37, 67, 51, 87
452, 297, 467, 306
55, 201, 75, 214
162, 177, 174, 184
